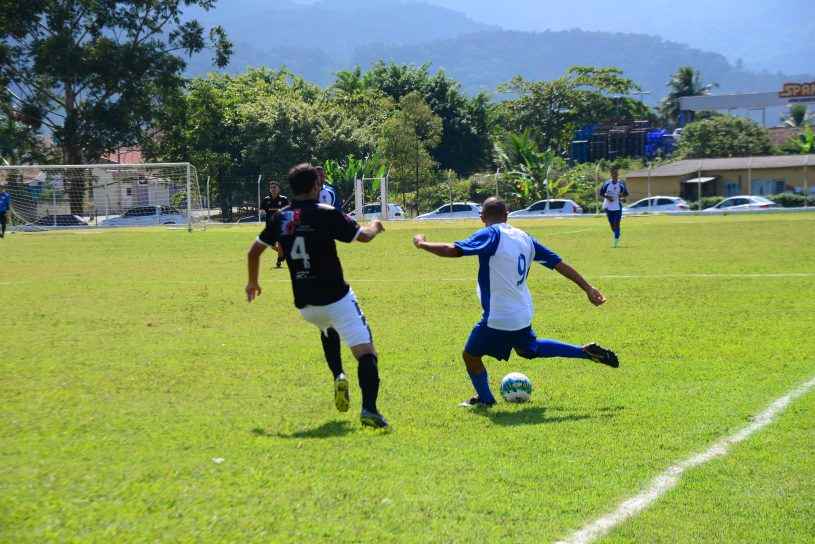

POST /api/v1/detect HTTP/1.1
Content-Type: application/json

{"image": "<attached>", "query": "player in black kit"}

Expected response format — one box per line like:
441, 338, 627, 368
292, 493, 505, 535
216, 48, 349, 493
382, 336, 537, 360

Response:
260, 181, 290, 268
246, 163, 389, 428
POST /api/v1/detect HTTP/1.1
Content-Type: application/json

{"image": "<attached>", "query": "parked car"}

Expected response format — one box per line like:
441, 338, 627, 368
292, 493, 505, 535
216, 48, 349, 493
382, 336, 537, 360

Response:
349, 203, 406, 221
101, 206, 187, 226
18, 214, 89, 231
416, 202, 482, 220
236, 214, 262, 223
702, 196, 779, 213
624, 196, 690, 213
508, 199, 582, 218
34, 214, 89, 227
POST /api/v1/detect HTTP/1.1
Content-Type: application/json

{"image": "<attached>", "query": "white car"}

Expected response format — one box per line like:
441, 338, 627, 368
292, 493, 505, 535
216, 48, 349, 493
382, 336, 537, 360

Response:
101, 206, 187, 226
350, 203, 406, 221
416, 202, 482, 220
702, 196, 779, 213
624, 196, 690, 213
508, 199, 582, 218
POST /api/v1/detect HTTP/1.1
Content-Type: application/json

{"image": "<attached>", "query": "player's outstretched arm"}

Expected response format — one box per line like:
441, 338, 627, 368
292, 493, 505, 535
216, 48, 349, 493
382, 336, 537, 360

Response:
246, 241, 267, 302
413, 234, 464, 258
356, 220, 385, 243
553, 261, 606, 306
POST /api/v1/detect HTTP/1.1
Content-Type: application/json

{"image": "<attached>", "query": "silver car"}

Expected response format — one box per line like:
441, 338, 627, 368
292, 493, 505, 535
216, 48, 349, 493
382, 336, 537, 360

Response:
702, 196, 779, 213
416, 202, 482, 220
509, 199, 582, 217
350, 203, 406, 221
101, 206, 187, 226
624, 196, 690, 213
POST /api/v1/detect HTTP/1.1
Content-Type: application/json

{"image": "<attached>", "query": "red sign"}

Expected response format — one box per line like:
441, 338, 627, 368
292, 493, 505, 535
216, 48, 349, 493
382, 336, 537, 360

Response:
780, 82, 815, 98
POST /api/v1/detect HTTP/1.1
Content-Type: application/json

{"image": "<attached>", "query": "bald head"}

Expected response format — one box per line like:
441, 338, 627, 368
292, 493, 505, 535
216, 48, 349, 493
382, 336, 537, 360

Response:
481, 197, 508, 225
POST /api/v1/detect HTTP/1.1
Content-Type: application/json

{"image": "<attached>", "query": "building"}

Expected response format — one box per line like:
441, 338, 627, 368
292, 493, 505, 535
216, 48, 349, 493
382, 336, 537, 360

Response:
625, 155, 814, 201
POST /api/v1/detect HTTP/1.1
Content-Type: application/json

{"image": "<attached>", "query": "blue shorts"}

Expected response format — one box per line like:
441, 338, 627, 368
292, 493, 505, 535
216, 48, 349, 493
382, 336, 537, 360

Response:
464, 322, 538, 361
605, 209, 622, 225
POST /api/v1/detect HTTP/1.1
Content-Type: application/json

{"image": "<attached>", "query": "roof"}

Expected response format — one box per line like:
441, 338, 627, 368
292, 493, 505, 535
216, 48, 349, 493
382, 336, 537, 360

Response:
627, 154, 815, 178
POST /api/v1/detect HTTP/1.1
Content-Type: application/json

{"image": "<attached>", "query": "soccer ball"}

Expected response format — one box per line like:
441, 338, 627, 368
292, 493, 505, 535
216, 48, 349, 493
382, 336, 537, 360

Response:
500, 372, 533, 403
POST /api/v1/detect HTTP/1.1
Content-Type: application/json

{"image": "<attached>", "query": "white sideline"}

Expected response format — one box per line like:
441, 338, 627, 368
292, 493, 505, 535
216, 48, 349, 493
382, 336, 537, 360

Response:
556, 373, 815, 544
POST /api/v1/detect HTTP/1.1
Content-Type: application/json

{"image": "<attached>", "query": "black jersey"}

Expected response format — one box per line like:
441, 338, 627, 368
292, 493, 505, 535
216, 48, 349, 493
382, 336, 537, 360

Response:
258, 200, 361, 308
261, 194, 290, 216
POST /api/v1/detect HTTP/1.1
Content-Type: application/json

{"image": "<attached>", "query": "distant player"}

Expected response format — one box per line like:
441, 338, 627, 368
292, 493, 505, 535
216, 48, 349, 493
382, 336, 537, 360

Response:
0, 187, 10, 238
246, 163, 389, 428
413, 197, 619, 408
600, 167, 629, 248
315, 166, 343, 211
260, 181, 290, 268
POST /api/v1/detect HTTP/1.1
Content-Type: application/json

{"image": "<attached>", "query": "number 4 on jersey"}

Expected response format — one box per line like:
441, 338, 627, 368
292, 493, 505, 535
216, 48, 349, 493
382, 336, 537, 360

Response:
290, 236, 311, 269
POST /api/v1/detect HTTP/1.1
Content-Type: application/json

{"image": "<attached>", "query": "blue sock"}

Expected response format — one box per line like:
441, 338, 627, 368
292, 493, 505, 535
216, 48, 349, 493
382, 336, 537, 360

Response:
467, 370, 496, 403
614, 227, 621, 239
530, 339, 589, 360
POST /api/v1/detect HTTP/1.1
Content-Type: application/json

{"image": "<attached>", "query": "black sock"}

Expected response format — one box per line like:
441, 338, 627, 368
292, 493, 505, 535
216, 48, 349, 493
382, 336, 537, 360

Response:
357, 353, 380, 413
320, 328, 343, 379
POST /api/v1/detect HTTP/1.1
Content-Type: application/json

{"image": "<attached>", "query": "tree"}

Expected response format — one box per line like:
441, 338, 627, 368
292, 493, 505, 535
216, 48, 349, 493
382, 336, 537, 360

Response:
497, 67, 645, 154
677, 116, 774, 158
1, 0, 232, 212
345, 62, 494, 176
659, 67, 717, 127
780, 125, 815, 155
379, 92, 442, 213
494, 131, 570, 206
783, 104, 811, 128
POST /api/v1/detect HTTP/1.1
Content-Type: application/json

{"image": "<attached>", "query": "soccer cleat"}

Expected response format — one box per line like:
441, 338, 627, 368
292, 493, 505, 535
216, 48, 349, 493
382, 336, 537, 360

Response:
334, 373, 350, 413
360, 409, 389, 428
583, 343, 619, 368
458, 395, 496, 409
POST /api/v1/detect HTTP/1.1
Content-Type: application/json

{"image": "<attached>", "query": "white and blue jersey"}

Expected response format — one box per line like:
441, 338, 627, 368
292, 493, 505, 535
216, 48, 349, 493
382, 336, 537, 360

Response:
319, 183, 343, 210
600, 180, 628, 212
454, 223, 561, 331
0, 191, 10, 213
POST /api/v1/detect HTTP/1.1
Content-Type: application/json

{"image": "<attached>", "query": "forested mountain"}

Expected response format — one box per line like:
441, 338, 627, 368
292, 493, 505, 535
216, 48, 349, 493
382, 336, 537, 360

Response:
186, 0, 813, 99
352, 30, 813, 101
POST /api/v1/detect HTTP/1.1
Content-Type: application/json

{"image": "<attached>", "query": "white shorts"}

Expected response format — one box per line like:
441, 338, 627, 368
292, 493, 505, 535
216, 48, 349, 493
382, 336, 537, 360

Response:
298, 289, 373, 348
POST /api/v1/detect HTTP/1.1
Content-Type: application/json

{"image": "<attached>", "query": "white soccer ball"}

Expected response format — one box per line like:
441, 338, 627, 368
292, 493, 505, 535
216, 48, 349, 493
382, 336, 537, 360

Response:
500, 372, 533, 403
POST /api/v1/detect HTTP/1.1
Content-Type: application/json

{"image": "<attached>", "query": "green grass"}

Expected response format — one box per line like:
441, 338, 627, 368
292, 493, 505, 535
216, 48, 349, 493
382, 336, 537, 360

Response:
1, 214, 814, 543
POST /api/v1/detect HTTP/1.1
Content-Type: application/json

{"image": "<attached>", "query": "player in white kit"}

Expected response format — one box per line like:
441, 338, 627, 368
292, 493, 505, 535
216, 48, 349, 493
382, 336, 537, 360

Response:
413, 198, 619, 407
600, 167, 629, 248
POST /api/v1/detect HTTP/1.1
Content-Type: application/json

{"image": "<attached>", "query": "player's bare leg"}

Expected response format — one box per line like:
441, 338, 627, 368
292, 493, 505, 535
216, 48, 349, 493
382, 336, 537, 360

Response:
350, 343, 387, 428
460, 352, 496, 408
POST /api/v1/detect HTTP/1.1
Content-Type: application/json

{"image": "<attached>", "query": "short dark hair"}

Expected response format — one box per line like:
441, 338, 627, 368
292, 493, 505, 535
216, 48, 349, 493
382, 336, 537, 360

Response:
288, 163, 319, 195
482, 197, 508, 221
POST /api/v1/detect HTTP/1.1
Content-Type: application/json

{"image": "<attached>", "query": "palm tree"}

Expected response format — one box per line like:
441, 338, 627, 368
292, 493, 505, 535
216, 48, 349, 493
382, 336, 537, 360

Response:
331, 66, 365, 96
659, 67, 717, 127
784, 104, 811, 128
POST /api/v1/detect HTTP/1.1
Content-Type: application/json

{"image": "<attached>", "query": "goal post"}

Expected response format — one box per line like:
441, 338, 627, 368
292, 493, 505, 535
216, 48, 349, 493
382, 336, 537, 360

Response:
351, 172, 391, 220
0, 162, 204, 231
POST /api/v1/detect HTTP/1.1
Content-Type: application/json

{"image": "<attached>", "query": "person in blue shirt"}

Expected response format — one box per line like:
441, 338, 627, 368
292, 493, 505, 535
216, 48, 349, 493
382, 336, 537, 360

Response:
600, 167, 629, 248
316, 166, 343, 211
413, 197, 619, 408
0, 188, 10, 238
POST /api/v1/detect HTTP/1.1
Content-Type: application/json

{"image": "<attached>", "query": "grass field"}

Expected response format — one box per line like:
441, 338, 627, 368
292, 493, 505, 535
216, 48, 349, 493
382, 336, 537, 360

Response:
1, 213, 814, 543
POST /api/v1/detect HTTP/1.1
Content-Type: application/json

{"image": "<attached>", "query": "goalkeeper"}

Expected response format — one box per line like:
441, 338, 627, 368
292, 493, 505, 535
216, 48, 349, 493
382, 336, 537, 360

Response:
260, 181, 289, 268
0, 187, 10, 238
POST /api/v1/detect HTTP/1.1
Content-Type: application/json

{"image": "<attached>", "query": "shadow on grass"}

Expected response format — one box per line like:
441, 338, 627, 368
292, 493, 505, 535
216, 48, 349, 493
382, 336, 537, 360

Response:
471, 405, 620, 426
252, 420, 357, 439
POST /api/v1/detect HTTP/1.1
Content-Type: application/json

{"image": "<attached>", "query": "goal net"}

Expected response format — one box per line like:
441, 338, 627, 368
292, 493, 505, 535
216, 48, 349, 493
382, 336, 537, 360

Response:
0, 163, 204, 231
